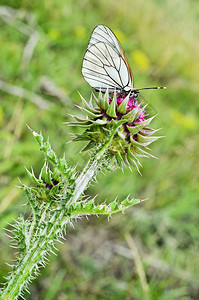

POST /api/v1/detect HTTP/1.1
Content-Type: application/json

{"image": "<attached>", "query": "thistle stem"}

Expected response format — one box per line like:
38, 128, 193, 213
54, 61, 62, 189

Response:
69, 121, 123, 205
70, 160, 98, 204
1, 210, 68, 300
0, 122, 124, 300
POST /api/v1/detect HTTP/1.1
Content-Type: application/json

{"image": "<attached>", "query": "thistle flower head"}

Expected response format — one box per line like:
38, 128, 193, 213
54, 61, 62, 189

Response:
69, 90, 161, 172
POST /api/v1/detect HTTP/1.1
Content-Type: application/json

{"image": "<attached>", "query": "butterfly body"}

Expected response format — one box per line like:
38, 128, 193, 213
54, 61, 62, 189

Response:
82, 25, 165, 97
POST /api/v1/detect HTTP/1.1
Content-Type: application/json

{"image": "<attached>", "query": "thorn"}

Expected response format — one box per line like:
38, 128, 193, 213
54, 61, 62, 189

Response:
26, 124, 33, 132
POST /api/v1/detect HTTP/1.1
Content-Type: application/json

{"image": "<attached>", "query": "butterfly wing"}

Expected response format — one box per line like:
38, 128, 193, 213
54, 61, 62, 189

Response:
82, 25, 134, 94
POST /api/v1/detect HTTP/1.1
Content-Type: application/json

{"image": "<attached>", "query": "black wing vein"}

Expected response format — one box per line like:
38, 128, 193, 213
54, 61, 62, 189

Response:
82, 25, 133, 93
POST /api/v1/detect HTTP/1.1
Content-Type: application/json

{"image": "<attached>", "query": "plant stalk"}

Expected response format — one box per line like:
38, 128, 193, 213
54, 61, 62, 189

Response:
69, 121, 122, 205
1, 122, 122, 300
1, 210, 68, 300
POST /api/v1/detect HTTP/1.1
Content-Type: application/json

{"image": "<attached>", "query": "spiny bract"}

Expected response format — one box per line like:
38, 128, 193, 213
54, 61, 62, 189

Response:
69, 90, 161, 172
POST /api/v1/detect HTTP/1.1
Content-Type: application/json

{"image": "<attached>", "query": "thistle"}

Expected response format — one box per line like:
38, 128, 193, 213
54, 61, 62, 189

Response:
70, 90, 160, 172
0, 90, 162, 300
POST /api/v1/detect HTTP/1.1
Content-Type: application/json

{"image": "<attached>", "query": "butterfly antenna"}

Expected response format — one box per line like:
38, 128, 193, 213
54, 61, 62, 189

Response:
137, 86, 166, 91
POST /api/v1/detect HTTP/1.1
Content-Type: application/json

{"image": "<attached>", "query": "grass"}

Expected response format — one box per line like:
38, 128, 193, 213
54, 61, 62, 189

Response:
0, 0, 199, 299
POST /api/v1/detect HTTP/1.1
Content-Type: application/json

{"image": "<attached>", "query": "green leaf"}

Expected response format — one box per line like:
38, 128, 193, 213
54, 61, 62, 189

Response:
73, 133, 91, 142
93, 91, 101, 106
122, 106, 139, 123
137, 133, 162, 146
57, 158, 68, 174
67, 120, 92, 127
78, 93, 97, 114
47, 149, 58, 164
110, 201, 119, 211
139, 115, 156, 126
27, 125, 43, 147
121, 198, 143, 207
80, 141, 96, 152
40, 141, 51, 153
130, 136, 143, 147
41, 164, 52, 185
52, 169, 61, 181
131, 146, 156, 159
34, 133, 43, 146
25, 167, 45, 187
127, 116, 156, 134
112, 119, 126, 130
91, 119, 108, 125
115, 152, 124, 168
135, 107, 145, 120
117, 94, 130, 114
81, 107, 102, 119
99, 89, 109, 110
127, 123, 144, 135
106, 98, 117, 118
84, 200, 95, 212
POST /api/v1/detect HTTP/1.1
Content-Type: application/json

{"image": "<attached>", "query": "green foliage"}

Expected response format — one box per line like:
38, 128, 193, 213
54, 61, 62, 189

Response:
0, 129, 142, 299
71, 197, 142, 217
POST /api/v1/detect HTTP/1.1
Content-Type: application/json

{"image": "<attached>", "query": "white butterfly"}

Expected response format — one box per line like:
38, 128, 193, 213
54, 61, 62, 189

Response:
82, 24, 165, 97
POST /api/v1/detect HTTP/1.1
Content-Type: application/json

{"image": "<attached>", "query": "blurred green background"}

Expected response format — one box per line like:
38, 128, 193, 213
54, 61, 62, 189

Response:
0, 0, 199, 299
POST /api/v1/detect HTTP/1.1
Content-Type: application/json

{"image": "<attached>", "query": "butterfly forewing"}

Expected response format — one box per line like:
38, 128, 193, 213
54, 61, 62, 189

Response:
82, 25, 134, 94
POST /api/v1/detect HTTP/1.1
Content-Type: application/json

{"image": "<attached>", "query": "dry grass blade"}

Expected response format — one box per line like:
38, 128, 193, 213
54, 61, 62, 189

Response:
125, 232, 150, 299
